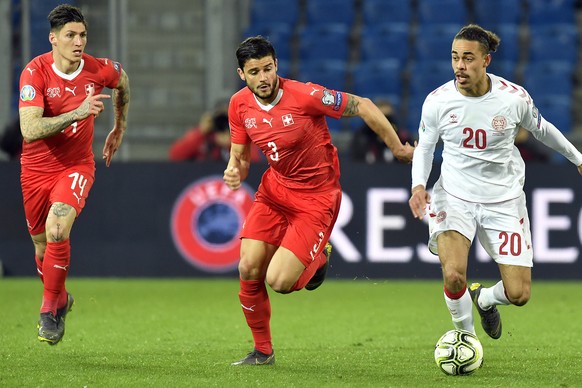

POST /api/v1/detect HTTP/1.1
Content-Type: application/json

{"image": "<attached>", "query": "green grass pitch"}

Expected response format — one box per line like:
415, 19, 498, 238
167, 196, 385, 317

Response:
1, 278, 581, 387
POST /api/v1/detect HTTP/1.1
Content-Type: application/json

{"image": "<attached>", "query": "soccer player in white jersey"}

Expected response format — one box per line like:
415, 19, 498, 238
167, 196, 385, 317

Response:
408, 24, 582, 340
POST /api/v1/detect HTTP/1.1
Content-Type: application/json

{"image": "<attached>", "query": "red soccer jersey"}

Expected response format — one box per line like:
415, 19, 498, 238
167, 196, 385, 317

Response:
19, 52, 122, 172
229, 77, 348, 190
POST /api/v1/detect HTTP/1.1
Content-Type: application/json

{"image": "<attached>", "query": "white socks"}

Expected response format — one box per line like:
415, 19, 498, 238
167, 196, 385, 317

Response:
476, 280, 510, 310
444, 288, 475, 335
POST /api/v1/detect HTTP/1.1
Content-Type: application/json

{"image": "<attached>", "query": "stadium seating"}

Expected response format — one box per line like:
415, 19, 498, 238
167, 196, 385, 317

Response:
306, 0, 356, 26
298, 23, 351, 62
248, 0, 299, 25
359, 23, 411, 66
488, 60, 517, 80
522, 61, 575, 99
535, 95, 573, 133
406, 61, 453, 130
492, 24, 521, 65
474, 0, 523, 27
297, 59, 349, 92
244, 23, 294, 63
529, 24, 578, 64
362, 0, 413, 25
351, 59, 403, 102
414, 24, 463, 63
417, 0, 468, 25
527, 0, 576, 25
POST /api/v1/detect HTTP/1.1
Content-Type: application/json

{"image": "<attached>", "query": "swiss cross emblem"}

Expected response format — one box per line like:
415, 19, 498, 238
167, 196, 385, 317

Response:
282, 114, 294, 126
85, 83, 95, 95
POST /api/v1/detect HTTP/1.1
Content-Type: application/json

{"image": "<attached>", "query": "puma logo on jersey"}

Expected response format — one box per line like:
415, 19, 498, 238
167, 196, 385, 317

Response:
26, 67, 36, 75
310, 87, 320, 96
65, 86, 77, 96
263, 118, 273, 128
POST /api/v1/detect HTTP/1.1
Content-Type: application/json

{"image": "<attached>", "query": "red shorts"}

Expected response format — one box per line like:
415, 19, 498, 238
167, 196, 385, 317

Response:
241, 172, 342, 267
21, 163, 95, 236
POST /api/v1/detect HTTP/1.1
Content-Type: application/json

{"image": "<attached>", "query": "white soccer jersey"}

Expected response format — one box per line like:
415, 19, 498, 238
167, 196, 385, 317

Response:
412, 73, 582, 203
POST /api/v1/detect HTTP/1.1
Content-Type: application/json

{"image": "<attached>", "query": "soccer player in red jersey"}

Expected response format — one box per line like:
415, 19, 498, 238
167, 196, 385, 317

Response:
224, 36, 414, 365
18, 4, 130, 345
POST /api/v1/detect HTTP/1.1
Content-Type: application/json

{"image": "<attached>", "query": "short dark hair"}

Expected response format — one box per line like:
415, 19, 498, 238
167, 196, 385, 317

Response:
454, 24, 501, 54
235, 35, 277, 70
48, 4, 87, 32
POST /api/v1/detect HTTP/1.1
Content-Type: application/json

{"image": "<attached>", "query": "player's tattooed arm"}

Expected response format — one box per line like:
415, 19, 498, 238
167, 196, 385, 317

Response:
341, 94, 360, 117
19, 106, 78, 142
112, 69, 130, 132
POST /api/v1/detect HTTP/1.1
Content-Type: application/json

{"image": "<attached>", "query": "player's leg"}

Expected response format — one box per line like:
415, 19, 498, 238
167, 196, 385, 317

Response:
31, 234, 47, 282
305, 188, 341, 291
471, 193, 533, 339
437, 230, 475, 334
39, 165, 94, 345
233, 238, 277, 365
36, 202, 76, 344
271, 187, 341, 292
428, 181, 477, 334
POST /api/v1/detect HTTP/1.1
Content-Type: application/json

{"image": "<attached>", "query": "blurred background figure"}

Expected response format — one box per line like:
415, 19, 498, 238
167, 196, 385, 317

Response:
169, 103, 263, 162
169, 104, 232, 161
0, 116, 23, 161
350, 99, 413, 163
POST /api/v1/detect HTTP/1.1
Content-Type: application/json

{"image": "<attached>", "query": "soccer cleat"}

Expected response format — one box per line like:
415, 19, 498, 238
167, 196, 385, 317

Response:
231, 349, 275, 366
56, 292, 75, 321
469, 283, 502, 339
305, 242, 332, 291
37, 312, 64, 345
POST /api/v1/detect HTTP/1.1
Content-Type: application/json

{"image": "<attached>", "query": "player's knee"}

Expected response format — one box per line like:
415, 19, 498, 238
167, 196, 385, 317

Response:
265, 273, 293, 294
507, 287, 531, 306
442, 268, 466, 291
237, 259, 262, 279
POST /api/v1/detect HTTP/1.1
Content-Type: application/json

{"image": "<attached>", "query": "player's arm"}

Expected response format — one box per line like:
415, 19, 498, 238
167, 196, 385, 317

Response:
409, 103, 440, 220
19, 90, 109, 143
223, 142, 252, 191
342, 93, 414, 163
103, 69, 130, 166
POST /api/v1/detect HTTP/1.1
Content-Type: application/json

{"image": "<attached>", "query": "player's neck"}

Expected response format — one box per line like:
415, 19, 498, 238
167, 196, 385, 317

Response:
52, 52, 81, 75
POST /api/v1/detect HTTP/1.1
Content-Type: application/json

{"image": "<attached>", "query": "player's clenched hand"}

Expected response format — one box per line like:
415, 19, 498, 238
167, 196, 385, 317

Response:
409, 186, 430, 219
223, 166, 241, 190
77, 89, 111, 120
394, 141, 416, 164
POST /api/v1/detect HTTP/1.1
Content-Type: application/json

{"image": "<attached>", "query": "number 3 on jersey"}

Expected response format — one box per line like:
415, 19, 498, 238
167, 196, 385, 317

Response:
267, 141, 280, 162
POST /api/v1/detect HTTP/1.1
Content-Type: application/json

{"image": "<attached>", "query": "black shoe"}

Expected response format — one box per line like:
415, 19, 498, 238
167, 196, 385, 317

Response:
469, 283, 502, 339
37, 312, 64, 345
56, 293, 74, 321
231, 349, 275, 365
305, 242, 332, 291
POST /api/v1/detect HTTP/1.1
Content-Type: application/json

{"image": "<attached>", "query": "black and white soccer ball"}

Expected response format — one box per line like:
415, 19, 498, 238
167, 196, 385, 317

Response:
434, 329, 483, 376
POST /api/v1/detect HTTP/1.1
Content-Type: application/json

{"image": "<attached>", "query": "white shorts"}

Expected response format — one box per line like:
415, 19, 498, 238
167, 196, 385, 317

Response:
427, 180, 533, 267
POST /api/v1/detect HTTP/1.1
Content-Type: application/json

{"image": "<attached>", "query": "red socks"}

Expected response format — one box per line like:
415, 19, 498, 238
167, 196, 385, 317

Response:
40, 241, 70, 315
444, 285, 467, 300
239, 279, 272, 354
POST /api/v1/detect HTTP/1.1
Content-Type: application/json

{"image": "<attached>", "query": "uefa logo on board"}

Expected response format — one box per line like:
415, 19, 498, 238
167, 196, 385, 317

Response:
170, 176, 255, 272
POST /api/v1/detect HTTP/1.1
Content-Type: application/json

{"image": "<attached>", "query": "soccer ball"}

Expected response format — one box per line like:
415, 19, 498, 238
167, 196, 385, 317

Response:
434, 329, 483, 376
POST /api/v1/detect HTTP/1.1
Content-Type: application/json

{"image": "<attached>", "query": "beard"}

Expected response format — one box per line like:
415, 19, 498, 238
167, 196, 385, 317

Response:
251, 78, 278, 101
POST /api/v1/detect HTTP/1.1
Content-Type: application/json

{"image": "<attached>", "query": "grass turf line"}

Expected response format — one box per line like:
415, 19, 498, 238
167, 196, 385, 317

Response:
0, 278, 581, 387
